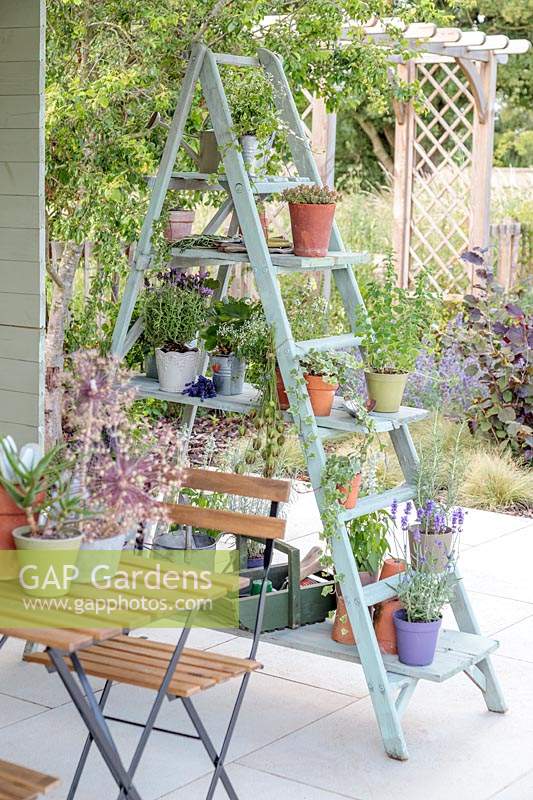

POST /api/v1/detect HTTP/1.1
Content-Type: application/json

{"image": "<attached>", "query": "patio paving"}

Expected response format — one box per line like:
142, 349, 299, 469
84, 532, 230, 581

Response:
0, 500, 532, 800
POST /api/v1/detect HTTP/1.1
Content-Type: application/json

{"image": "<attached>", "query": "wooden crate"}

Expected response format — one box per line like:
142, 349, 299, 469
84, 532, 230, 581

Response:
239, 540, 335, 633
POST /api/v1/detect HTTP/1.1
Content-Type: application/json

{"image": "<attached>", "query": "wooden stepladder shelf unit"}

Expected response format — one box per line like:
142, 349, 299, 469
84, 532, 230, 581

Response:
111, 44, 507, 760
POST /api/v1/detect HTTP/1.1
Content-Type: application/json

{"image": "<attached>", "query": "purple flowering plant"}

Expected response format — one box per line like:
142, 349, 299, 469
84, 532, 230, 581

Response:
62, 351, 186, 540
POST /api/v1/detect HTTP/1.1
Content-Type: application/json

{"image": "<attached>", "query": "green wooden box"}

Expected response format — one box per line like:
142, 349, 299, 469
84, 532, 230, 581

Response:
238, 540, 335, 633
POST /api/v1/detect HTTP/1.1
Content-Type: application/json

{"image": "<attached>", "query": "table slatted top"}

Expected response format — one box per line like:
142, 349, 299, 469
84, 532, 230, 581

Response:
0, 760, 59, 799
0, 553, 235, 653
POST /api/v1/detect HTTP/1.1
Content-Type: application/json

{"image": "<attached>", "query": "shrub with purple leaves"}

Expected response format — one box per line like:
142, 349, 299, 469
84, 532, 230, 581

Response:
457, 253, 532, 462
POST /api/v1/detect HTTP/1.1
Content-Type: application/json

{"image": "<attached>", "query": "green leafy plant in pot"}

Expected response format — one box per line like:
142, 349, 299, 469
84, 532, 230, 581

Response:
332, 509, 390, 644
282, 184, 340, 258
143, 275, 211, 393
223, 67, 281, 175
201, 298, 263, 396
299, 349, 360, 417
355, 261, 435, 412
0, 441, 87, 596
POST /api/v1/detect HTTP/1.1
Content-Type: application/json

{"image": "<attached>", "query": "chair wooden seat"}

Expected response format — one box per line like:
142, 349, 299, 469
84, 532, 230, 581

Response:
25, 635, 262, 698
0, 760, 59, 800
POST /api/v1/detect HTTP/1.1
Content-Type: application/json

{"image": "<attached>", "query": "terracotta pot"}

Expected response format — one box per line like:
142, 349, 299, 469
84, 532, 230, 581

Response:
258, 208, 269, 240
338, 473, 362, 510
0, 487, 27, 580
374, 558, 406, 655
304, 374, 338, 416
332, 573, 377, 645
164, 209, 195, 242
364, 371, 408, 413
288, 203, 336, 257
275, 367, 290, 410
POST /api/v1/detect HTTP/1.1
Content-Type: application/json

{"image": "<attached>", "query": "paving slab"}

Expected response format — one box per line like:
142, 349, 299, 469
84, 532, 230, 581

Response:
490, 768, 533, 799
0, 690, 48, 727
238, 655, 533, 800
158, 763, 360, 800
442, 590, 533, 637
459, 508, 532, 549
490, 615, 533, 663
458, 527, 533, 604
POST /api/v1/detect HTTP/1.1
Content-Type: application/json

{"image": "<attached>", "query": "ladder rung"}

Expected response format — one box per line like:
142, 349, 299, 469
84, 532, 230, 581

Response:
340, 485, 416, 521
214, 53, 260, 67
295, 333, 362, 355
363, 573, 402, 605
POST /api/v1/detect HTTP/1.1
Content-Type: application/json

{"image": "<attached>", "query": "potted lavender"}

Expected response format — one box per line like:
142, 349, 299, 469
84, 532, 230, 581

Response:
393, 560, 455, 666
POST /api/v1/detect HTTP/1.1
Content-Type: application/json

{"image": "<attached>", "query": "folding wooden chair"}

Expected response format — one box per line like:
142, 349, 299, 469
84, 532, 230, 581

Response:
0, 760, 59, 800
26, 468, 290, 800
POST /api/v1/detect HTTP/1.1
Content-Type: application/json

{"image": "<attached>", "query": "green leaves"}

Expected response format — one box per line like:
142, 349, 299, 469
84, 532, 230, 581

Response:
355, 258, 438, 373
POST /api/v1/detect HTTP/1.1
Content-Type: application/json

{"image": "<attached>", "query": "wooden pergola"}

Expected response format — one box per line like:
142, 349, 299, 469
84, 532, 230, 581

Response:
306, 20, 531, 292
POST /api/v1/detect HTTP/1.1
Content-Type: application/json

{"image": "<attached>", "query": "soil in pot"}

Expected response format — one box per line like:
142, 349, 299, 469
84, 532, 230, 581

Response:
275, 367, 290, 410
304, 374, 338, 416
373, 558, 406, 655
332, 573, 377, 645
288, 203, 336, 258
12, 526, 83, 598
164, 209, 195, 242
364, 371, 408, 413
409, 526, 453, 572
75, 531, 126, 584
156, 348, 200, 393
338, 473, 362, 510
394, 609, 442, 666
209, 354, 246, 396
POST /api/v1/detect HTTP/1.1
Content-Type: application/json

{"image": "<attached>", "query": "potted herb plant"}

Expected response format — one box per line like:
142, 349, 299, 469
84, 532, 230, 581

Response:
282, 184, 339, 258
355, 262, 434, 412
201, 298, 262, 396
143, 274, 212, 393
408, 416, 465, 570
332, 510, 389, 644
394, 561, 454, 666
299, 349, 359, 417
224, 67, 281, 174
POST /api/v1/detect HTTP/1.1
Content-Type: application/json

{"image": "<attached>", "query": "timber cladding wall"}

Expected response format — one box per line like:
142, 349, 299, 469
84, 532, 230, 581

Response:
0, 0, 45, 447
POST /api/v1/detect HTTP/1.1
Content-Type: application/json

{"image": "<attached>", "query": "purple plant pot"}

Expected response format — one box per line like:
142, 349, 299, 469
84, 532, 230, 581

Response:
247, 556, 264, 569
393, 609, 442, 666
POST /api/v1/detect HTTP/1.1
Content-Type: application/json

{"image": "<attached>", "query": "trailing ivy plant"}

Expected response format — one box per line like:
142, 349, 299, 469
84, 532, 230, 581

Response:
458, 252, 532, 462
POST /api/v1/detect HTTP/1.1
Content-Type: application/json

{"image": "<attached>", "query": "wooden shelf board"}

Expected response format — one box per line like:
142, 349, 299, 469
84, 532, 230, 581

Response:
169, 246, 370, 270
132, 377, 428, 434
161, 172, 313, 195
260, 621, 499, 683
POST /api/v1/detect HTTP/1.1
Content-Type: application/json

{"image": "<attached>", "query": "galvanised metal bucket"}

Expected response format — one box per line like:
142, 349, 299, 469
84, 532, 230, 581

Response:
210, 354, 246, 395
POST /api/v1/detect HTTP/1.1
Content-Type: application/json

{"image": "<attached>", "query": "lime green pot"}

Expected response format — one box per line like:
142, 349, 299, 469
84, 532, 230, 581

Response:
365, 371, 409, 413
13, 526, 83, 598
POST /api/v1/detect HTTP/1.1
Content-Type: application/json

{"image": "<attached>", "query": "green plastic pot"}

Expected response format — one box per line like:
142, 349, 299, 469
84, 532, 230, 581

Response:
365, 371, 408, 413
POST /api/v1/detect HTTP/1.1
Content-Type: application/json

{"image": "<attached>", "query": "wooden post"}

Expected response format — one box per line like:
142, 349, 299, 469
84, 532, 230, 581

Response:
392, 62, 416, 287
468, 54, 498, 287
490, 221, 522, 290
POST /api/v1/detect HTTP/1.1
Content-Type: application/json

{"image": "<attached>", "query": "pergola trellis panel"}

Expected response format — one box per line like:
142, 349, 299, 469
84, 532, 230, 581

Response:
301, 20, 530, 291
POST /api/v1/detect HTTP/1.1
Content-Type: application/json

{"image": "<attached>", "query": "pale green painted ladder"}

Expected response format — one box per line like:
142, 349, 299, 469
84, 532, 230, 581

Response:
111, 44, 507, 760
